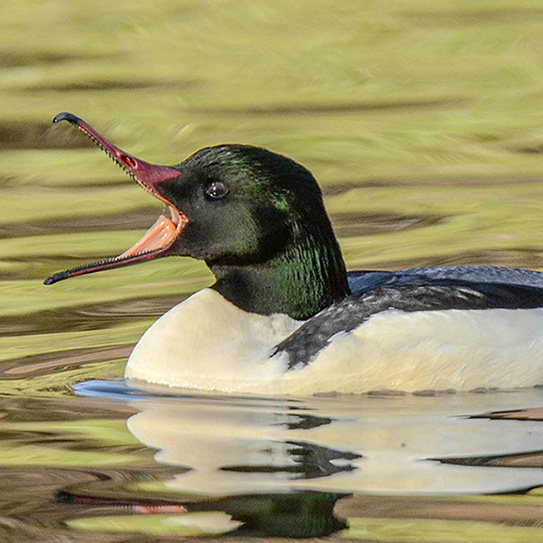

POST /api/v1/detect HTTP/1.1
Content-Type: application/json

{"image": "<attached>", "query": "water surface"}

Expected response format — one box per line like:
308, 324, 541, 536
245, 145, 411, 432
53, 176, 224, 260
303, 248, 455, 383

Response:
4, 1, 543, 541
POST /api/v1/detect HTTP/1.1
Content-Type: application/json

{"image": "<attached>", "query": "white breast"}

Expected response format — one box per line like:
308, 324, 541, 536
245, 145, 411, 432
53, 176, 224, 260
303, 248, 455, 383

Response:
126, 289, 543, 395
125, 288, 301, 394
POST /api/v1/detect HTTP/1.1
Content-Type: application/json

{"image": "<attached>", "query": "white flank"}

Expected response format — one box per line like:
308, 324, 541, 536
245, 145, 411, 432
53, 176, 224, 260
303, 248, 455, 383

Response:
285, 307, 543, 394
126, 289, 543, 395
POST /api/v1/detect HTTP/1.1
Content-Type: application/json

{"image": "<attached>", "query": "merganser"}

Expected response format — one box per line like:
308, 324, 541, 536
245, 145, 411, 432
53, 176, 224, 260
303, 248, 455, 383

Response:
45, 113, 543, 395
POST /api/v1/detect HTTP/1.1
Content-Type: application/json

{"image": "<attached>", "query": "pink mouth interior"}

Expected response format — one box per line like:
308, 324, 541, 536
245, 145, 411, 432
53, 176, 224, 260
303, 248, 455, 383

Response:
120, 207, 184, 259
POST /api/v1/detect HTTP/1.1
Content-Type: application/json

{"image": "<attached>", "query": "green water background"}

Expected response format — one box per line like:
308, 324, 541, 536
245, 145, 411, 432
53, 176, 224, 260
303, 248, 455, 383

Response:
3, 1, 543, 541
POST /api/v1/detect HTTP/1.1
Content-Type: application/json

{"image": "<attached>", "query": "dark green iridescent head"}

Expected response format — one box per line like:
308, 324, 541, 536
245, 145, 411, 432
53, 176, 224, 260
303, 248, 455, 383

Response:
45, 114, 350, 320
165, 144, 351, 319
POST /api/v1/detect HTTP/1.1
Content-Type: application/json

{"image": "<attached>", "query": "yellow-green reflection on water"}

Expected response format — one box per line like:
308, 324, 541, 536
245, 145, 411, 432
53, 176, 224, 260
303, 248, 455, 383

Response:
4, 0, 543, 541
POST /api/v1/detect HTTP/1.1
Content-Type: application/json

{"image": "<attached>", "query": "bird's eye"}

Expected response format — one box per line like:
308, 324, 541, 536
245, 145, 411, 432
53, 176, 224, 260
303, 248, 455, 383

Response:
205, 181, 229, 200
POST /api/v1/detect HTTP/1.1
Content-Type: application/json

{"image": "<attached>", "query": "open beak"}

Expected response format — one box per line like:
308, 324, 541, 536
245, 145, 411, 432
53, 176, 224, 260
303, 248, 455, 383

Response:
44, 112, 187, 285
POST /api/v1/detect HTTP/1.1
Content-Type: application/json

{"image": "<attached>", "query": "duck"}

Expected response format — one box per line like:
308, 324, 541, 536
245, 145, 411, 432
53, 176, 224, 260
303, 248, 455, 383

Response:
45, 112, 543, 395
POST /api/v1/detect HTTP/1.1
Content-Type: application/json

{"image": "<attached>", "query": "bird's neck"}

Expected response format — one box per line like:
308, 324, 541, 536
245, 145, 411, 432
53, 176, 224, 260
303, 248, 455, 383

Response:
209, 230, 350, 320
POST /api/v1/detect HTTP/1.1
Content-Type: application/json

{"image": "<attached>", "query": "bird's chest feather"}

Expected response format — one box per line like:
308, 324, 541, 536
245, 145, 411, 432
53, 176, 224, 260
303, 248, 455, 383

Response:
126, 288, 301, 392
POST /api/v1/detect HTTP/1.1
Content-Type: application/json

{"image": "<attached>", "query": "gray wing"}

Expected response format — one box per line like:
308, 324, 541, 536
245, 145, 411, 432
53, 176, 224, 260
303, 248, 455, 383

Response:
347, 266, 543, 293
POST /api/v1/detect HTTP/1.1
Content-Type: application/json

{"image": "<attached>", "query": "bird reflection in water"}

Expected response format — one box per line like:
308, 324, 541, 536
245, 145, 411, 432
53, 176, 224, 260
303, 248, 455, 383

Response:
64, 381, 543, 538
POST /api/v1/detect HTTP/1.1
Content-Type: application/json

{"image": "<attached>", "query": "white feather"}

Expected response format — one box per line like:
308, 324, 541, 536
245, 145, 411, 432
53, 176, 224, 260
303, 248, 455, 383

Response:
126, 288, 543, 395
126, 288, 300, 394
